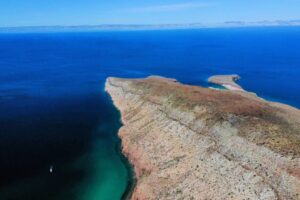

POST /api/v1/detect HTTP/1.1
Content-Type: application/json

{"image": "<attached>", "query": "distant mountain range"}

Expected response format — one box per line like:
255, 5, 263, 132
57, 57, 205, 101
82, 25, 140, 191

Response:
1, 20, 300, 32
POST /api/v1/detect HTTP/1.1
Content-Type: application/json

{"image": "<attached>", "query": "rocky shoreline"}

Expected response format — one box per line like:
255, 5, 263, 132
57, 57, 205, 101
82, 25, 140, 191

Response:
105, 75, 300, 200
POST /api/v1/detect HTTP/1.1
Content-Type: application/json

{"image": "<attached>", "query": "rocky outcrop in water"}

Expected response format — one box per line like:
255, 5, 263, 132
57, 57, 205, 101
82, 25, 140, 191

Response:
105, 76, 300, 200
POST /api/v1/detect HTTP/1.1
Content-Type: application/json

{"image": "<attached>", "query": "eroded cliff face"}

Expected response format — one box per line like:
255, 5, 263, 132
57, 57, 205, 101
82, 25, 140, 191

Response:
105, 76, 300, 200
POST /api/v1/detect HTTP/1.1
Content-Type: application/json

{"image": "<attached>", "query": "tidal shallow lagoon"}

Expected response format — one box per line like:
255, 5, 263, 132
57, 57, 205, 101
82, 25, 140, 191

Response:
0, 27, 299, 200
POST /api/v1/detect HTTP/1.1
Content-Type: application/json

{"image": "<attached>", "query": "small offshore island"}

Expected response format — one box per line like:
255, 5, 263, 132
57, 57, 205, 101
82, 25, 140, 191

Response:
208, 74, 245, 91
105, 75, 300, 200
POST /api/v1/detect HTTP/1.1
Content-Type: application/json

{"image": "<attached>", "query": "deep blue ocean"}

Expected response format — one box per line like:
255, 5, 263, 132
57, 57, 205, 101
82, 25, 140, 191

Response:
0, 27, 299, 200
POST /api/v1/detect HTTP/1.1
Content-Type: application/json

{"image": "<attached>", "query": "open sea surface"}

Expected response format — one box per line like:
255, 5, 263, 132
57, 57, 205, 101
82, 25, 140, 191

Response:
0, 27, 299, 200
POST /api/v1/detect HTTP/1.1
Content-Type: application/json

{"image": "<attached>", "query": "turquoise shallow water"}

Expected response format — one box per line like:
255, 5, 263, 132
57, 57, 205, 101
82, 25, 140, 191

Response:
0, 27, 299, 200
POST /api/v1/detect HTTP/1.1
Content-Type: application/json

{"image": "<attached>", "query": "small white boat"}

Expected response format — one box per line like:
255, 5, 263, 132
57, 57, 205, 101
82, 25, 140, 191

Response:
49, 165, 54, 173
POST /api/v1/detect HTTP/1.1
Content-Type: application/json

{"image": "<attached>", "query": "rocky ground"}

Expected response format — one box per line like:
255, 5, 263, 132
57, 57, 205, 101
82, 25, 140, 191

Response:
105, 76, 300, 200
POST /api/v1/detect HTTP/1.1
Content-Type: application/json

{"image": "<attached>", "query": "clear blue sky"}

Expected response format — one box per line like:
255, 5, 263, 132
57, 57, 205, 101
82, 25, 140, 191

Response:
1, 0, 300, 27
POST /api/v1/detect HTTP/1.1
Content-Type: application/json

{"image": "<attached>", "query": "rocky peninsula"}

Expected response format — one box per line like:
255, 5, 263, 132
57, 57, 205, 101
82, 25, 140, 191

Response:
105, 75, 300, 200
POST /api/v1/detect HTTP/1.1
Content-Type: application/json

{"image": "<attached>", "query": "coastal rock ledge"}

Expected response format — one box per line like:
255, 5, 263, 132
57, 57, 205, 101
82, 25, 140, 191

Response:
105, 76, 300, 200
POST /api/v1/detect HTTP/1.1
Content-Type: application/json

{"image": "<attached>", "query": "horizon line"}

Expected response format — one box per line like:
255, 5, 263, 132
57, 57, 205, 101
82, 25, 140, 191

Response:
1, 20, 300, 32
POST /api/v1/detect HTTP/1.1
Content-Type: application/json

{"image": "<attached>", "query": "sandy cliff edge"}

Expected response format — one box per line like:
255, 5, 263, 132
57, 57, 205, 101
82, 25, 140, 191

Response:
105, 76, 300, 200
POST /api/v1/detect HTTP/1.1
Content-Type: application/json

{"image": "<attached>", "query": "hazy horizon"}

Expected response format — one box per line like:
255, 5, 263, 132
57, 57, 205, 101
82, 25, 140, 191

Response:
1, 19, 300, 32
